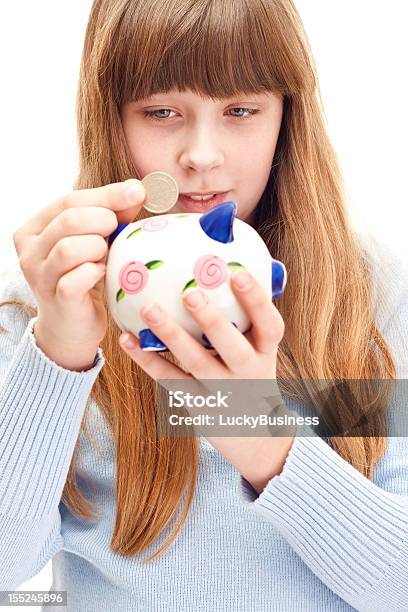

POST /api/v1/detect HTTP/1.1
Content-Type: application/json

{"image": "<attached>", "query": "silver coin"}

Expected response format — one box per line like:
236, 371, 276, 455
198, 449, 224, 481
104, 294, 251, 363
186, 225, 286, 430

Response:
141, 171, 179, 213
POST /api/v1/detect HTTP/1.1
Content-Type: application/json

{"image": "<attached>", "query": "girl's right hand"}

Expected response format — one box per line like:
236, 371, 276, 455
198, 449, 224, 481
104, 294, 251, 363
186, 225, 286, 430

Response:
12, 179, 146, 371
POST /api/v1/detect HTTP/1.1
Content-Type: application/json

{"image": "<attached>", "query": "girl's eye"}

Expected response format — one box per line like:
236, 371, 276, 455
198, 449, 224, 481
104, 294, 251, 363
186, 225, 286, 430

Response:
143, 107, 260, 121
228, 107, 259, 119
143, 109, 176, 120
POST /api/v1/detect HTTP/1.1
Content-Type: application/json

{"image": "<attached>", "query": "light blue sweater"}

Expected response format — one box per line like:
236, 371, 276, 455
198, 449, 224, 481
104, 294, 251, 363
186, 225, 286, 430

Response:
0, 233, 407, 611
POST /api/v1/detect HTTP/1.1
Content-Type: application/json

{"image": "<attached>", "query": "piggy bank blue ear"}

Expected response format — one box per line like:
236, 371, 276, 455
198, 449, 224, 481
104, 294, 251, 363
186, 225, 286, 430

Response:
199, 201, 237, 243
108, 223, 129, 247
271, 260, 287, 298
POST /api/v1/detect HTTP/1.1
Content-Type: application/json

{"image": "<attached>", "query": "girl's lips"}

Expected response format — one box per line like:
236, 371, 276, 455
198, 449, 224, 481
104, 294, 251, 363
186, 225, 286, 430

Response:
178, 192, 230, 212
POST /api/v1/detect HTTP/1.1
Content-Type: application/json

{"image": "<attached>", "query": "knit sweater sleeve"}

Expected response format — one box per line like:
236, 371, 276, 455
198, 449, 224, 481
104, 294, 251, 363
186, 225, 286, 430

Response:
236, 240, 408, 611
0, 268, 105, 588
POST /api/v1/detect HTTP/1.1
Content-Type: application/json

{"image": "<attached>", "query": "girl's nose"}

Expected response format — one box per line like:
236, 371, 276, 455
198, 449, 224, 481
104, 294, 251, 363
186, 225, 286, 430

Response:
179, 128, 224, 172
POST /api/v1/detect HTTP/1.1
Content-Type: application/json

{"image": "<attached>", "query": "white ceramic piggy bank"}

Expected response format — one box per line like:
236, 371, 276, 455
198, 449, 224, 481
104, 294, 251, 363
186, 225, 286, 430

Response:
105, 202, 287, 352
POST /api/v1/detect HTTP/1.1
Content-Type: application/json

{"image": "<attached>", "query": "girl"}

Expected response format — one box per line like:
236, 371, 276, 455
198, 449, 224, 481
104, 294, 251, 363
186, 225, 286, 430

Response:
0, 0, 407, 610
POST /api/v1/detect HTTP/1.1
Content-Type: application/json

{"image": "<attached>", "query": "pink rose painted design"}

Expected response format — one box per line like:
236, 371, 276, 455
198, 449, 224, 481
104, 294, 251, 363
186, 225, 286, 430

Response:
193, 255, 228, 289
181, 260, 245, 294
142, 218, 169, 232
116, 259, 164, 302
119, 261, 148, 295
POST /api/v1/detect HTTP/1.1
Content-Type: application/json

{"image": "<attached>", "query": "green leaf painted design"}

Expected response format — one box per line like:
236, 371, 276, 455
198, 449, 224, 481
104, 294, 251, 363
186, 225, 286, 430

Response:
116, 288, 125, 302
176, 214, 189, 218
126, 227, 142, 239
146, 260, 164, 270
227, 261, 246, 270
182, 279, 198, 293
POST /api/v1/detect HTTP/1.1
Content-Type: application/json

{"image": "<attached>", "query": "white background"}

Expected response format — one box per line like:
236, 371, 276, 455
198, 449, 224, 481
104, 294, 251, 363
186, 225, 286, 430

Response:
0, 0, 407, 608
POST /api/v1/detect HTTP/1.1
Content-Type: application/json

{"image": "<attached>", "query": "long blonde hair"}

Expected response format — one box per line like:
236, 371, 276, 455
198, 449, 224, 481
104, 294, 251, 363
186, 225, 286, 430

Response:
0, 0, 398, 562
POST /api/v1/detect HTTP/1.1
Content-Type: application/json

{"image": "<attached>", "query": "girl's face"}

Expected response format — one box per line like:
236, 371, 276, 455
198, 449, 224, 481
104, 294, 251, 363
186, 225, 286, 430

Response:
120, 88, 283, 225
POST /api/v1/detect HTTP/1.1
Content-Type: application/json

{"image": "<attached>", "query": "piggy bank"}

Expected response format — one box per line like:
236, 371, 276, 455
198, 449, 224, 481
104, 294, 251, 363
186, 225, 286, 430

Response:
105, 202, 287, 352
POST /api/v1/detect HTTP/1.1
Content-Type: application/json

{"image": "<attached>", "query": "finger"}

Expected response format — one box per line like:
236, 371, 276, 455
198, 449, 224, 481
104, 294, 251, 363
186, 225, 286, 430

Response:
40, 234, 109, 296
139, 303, 229, 379
182, 289, 256, 373
54, 261, 107, 305
230, 269, 284, 353
34, 206, 118, 261
19, 178, 146, 237
119, 333, 192, 381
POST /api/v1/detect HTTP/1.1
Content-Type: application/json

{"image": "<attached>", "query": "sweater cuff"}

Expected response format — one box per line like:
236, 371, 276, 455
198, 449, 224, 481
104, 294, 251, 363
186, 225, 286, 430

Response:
0, 316, 105, 520
237, 419, 408, 608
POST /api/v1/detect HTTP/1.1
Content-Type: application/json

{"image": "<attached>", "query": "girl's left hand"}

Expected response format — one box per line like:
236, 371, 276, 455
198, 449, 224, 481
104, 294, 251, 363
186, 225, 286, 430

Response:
119, 268, 296, 494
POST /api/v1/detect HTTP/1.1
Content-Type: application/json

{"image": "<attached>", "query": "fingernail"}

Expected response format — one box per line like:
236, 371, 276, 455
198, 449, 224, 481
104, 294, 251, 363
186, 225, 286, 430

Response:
141, 303, 163, 323
124, 181, 144, 205
120, 333, 138, 349
184, 289, 207, 309
232, 269, 251, 290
